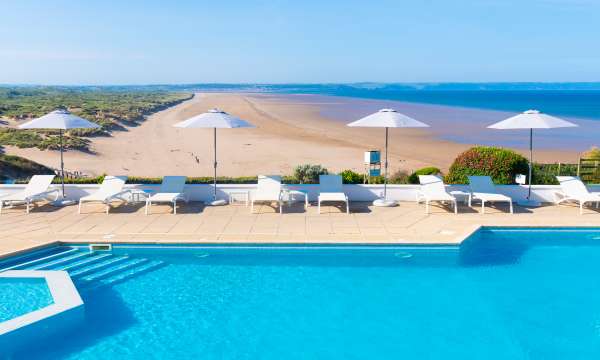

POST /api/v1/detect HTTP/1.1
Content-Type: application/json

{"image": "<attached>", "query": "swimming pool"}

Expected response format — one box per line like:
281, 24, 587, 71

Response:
2, 227, 600, 359
0, 278, 53, 323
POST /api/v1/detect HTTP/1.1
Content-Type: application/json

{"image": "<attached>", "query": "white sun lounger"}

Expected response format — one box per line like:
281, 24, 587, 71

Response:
318, 175, 349, 214
78, 176, 129, 214
251, 175, 283, 214
416, 175, 458, 214
468, 176, 513, 214
0, 175, 59, 214
555, 176, 600, 215
145, 176, 188, 215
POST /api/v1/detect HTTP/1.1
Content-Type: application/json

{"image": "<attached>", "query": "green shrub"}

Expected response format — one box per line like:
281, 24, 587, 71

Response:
368, 175, 386, 184
408, 167, 441, 184
0, 154, 54, 181
339, 169, 363, 184
389, 169, 410, 184
445, 146, 529, 184
583, 146, 600, 160
293, 164, 328, 184
531, 163, 579, 185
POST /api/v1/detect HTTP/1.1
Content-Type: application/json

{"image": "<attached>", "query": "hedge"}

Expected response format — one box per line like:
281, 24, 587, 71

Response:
408, 167, 441, 184
445, 146, 529, 185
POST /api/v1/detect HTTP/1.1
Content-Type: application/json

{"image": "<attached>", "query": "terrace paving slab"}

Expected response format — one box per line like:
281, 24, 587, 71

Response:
0, 201, 598, 258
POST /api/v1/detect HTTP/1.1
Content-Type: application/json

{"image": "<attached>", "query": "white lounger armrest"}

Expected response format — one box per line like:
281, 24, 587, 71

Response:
553, 190, 569, 204
111, 190, 132, 201
31, 188, 60, 199
415, 190, 425, 203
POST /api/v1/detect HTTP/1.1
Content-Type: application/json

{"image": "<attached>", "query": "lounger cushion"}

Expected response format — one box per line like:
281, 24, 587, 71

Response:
319, 193, 347, 202
472, 193, 511, 202
148, 193, 183, 202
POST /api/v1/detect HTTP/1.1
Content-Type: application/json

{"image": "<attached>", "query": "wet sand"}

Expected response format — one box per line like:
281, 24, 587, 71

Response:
3, 93, 584, 177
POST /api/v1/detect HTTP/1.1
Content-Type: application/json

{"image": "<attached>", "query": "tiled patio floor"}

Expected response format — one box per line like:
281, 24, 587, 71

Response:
0, 200, 599, 258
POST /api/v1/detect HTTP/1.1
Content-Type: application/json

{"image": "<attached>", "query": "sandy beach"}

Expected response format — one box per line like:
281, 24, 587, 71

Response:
3, 93, 584, 177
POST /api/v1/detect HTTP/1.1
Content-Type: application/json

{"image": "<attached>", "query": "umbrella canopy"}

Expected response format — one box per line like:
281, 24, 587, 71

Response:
19, 109, 101, 130
487, 109, 578, 206
173, 108, 254, 129
347, 109, 430, 207
347, 109, 429, 128
488, 110, 577, 130
173, 109, 255, 205
18, 109, 100, 205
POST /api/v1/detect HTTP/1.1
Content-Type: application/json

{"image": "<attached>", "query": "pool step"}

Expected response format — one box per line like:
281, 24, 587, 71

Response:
0, 248, 79, 272
70, 256, 131, 278
26, 252, 92, 270
83, 260, 166, 292
1, 247, 166, 291
78, 258, 149, 283
54, 253, 113, 272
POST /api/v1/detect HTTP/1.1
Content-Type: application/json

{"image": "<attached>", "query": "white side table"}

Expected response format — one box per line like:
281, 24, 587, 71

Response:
229, 191, 249, 206
450, 190, 472, 206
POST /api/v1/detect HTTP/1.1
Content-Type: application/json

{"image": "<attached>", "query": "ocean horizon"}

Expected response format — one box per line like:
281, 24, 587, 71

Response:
4, 83, 599, 121
193, 83, 600, 121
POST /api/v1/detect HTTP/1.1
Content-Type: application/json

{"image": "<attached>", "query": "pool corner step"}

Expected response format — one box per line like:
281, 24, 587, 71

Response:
83, 260, 166, 292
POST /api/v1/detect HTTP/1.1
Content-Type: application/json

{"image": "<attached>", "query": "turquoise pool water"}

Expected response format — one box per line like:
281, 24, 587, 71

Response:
0, 278, 53, 323
3, 227, 600, 359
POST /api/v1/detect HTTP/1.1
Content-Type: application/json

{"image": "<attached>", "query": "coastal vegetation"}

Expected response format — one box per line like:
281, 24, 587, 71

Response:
408, 167, 442, 184
293, 164, 329, 184
445, 146, 529, 185
0, 154, 54, 181
2, 149, 596, 185
0, 87, 192, 151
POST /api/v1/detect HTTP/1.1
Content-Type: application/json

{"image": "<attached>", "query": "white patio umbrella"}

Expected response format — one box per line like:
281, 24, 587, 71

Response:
347, 109, 430, 207
19, 109, 100, 206
488, 110, 578, 206
173, 109, 255, 206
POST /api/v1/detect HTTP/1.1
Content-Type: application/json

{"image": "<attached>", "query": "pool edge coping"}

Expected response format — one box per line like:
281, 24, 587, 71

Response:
0, 270, 83, 336
5, 224, 600, 261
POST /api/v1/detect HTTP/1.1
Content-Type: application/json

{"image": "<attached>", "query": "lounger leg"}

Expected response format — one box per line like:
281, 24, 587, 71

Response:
454, 200, 458, 214
145, 199, 150, 215
0, 201, 3, 215
106, 203, 110, 214
26, 201, 30, 214
318, 200, 321, 214
481, 200, 485, 214
509, 201, 513, 214
346, 200, 349, 214
425, 200, 429, 214
580, 202, 584, 215
279, 201, 282, 214
173, 200, 177, 214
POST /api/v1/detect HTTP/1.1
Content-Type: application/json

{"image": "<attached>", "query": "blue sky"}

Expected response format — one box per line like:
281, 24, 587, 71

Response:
1, 0, 599, 84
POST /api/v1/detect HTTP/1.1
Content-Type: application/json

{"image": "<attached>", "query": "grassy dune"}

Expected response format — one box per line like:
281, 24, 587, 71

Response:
0, 87, 192, 151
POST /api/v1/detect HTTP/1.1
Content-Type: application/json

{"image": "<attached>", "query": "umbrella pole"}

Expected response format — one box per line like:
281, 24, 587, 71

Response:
60, 129, 65, 199
213, 127, 217, 201
383, 127, 389, 200
528, 128, 533, 200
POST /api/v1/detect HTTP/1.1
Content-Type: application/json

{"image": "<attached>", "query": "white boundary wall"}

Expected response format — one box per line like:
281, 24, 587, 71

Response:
1, 183, 599, 203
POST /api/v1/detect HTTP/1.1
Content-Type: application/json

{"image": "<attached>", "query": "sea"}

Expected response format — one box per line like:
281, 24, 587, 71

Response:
171, 83, 600, 122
